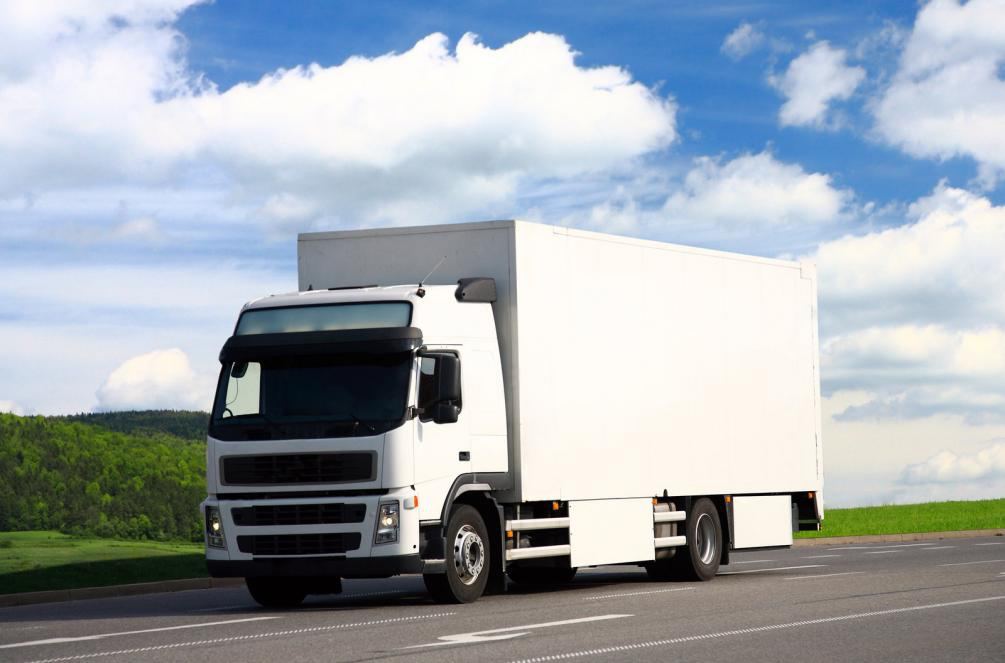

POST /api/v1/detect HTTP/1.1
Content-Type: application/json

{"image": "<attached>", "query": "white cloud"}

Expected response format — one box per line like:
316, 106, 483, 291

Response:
95, 348, 215, 411
772, 41, 865, 128
109, 217, 164, 242
815, 183, 1005, 423
721, 22, 765, 60
662, 151, 851, 227
817, 183, 1005, 334
820, 389, 1005, 506
873, 0, 1005, 184
0, 1, 676, 227
569, 150, 854, 252
0, 400, 25, 415
901, 441, 1005, 484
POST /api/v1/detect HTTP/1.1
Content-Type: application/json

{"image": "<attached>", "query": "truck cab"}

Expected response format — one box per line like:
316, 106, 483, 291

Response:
202, 280, 509, 606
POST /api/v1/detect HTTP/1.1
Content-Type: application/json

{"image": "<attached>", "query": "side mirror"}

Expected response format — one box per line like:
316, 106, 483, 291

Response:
431, 402, 460, 424
434, 354, 461, 403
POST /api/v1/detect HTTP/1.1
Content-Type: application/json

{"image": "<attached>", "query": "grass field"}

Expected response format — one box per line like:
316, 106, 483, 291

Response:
0, 531, 205, 594
795, 498, 1005, 538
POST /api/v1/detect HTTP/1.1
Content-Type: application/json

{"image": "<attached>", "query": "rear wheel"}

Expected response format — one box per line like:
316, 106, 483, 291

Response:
245, 577, 307, 608
423, 504, 490, 603
507, 564, 577, 585
672, 497, 722, 581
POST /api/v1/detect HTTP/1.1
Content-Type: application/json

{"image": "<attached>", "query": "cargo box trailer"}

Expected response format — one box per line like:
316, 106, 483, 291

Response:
202, 220, 824, 605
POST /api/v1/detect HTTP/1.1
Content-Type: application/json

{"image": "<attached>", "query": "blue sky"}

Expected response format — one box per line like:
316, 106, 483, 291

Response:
1, 0, 1004, 507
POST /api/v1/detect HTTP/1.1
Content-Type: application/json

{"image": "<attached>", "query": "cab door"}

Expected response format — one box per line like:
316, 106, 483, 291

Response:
413, 347, 470, 521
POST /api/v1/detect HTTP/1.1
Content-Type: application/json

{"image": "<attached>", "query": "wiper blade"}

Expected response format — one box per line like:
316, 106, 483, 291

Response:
349, 414, 377, 436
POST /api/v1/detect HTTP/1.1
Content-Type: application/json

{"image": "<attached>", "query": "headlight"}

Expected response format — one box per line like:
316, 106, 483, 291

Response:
206, 506, 226, 549
374, 501, 399, 544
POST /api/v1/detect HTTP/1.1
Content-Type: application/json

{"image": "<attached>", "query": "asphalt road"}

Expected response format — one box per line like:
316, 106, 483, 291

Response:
2, 535, 1004, 663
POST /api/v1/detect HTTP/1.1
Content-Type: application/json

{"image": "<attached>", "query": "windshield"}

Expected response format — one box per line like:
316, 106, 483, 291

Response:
210, 352, 412, 441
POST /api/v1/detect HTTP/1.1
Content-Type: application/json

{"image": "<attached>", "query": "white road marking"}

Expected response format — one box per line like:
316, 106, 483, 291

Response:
864, 550, 901, 555
507, 595, 1005, 663
584, 587, 694, 601
801, 554, 842, 559
190, 605, 251, 613
938, 559, 1005, 567
730, 559, 774, 564
975, 542, 1004, 546
864, 543, 933, 549
783, 572, 864, 581
718, 564, 826, 576
404, 614, 632, 649
0, 617, 279, 649
19, 612, 455, 663
921, 546, 955, 550
827, 543, 934, 551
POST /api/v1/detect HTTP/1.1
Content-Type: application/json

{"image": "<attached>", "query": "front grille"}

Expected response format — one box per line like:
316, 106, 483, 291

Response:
237, 533, 362, 556
231, 503, 366, 526
222, 453, 374, 485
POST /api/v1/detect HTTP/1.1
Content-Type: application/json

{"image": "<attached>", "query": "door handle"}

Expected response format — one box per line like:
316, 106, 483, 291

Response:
459, 451, 470, 461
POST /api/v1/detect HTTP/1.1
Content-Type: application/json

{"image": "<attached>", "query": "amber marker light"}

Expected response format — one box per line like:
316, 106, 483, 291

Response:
552, 501, 560, 511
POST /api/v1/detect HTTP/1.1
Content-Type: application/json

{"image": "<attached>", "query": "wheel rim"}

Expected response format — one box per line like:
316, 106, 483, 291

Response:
453, 524, 485, 585
695, 512, 717, 565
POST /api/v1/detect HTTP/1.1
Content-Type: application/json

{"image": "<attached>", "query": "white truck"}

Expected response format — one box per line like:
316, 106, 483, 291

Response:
203, 220, 823, 606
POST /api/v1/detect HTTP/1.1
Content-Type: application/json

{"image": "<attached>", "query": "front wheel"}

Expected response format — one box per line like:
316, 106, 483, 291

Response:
423, 504, 490, 603
672, 497, 722, 581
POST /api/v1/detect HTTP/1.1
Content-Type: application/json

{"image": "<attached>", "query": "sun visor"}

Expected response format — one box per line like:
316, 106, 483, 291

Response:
219, 327, 422, 362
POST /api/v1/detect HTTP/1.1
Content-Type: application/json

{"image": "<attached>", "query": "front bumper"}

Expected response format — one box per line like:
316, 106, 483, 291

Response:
202, 486, 423, 578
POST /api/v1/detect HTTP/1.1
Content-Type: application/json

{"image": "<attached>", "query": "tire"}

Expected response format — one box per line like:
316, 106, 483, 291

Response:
671, 497, 722, 581
507, 565, 577, 585
245, 577, 307, 608
423, 504, 490, 603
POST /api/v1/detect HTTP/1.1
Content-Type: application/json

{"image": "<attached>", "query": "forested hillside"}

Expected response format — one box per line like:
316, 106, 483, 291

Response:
58, 410, 209, 440
0, 413, 206, 542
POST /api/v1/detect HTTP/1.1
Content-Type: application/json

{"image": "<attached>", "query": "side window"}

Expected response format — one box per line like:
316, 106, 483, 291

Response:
418, 357, 438, 413
417, 353, 461, 422
223, 362, 261, 417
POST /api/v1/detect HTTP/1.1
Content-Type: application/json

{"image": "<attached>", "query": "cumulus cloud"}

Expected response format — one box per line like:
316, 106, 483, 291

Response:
0, 1, 676, 227
815, 183, 1005, 422
818, 183, 1005, 334
771, 41, 865, 128
570, 151, 854, 252
95, 348, 215, 411
662, 151, 851, 228
721, 22, 765, 60
901, 442, 1005, 484
873, 0, 1005, 184
0, 400, 25, 415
